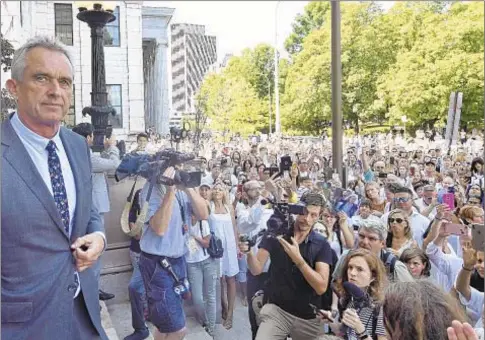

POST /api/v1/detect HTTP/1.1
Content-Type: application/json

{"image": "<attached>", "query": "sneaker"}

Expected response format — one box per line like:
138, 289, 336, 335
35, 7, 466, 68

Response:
124, 328, 150, 340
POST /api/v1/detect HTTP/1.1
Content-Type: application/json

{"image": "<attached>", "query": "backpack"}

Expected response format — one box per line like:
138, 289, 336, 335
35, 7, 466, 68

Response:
381, 250, 397, 280
207, 224, 224, 259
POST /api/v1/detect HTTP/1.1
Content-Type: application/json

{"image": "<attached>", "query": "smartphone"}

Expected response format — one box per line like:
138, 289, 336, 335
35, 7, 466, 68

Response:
237, 184, 243, 193
442, 222, 467, 236
390, 157, 395, 165
280, 156, 292, 173
471, 224, 484, 251
378, 172, 388, 179
409, 167, 416, 177
442, 193, 455, 211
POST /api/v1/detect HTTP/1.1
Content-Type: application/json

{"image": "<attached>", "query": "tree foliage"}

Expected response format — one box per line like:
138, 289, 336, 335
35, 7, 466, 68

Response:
198, 1, 483, 136
1, 33, 15, 120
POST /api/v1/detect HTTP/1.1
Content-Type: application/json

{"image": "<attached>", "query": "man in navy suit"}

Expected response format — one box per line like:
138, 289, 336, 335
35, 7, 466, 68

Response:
1, 36, 108, 339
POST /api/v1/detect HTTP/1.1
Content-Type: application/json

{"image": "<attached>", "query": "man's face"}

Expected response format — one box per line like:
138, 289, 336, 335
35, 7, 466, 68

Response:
373, 162, 385, 173
301, 179, 313, 189
295, 205, 321, 233
137, 137, 148, 151
199, 186, 210, 200
211, 166, 221, 179
299, 162, 308, 172
245, 183, 261, 200
422, 190, 436, 205
393, 192, 413, 211
7, 47, 73, 134
359, 205, 371, 218
358, 229, 384, 255
425, 164, 435, 173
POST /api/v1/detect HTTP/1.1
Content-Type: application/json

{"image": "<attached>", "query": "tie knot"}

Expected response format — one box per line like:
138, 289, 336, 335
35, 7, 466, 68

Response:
46, 140, 57, 153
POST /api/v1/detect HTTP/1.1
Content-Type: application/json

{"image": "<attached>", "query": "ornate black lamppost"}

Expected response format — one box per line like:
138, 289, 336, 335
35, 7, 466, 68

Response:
76, 1, 116, 152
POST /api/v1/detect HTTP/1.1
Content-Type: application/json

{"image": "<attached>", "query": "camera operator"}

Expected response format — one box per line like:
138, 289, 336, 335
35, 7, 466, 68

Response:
239, 192, 333, 340
138, 166, 208, 340
236, 180, 274, 339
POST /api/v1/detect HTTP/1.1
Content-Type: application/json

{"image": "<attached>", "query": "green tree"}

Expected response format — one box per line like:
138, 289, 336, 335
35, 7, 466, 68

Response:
1, 33, 15, 120
198, 73, 266, 137
376, 1, 484, 130
284, 1, 330, 56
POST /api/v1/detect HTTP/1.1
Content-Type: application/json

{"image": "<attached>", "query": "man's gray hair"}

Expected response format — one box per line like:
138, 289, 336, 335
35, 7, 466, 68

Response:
11, 36, 75, 81
358, 219, 388, 240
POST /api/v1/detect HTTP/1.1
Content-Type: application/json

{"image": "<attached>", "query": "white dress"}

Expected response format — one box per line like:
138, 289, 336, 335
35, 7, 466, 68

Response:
208, 203, 239, 278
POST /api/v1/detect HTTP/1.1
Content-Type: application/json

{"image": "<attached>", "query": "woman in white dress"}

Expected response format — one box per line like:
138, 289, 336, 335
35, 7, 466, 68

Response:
208, 182, 239, 330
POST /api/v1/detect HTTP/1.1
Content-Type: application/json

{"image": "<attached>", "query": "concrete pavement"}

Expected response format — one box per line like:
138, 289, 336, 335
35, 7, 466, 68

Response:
100, 271, 252, 340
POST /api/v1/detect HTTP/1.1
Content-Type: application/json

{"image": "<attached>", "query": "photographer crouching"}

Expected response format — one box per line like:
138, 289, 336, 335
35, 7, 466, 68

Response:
239, 192, 333, 340
131, 156, 208, 340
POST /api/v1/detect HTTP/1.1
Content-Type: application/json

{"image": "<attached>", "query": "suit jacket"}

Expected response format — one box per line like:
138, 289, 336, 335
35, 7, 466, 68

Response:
1, 118, 108, 340
91, 146, 120, 214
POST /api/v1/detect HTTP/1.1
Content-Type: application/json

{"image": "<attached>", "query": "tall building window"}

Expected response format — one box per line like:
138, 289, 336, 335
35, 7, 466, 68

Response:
54, 3, 73, 46
64, 85, 76, 128
107, 85, 122, 128
103, 6, 120, 46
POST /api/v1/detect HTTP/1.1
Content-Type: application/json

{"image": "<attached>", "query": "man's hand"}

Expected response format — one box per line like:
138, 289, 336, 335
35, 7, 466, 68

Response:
462, 244, 477, 269
278, 236, 304, 265
337, 211, 348, 226
71, 233, 105, 272
238, 240, 247, 254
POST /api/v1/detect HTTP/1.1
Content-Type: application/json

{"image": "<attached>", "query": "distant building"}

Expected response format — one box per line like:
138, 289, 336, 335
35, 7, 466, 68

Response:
1, 1, 174, 138
171, 23, 217, 117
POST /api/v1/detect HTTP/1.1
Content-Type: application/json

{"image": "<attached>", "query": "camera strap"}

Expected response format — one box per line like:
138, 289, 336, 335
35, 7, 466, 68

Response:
126, 175, 138, 203
175, 191, 187, 235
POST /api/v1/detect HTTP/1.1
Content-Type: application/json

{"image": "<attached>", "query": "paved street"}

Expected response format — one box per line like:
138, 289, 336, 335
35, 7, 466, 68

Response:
100, 271, 252, 340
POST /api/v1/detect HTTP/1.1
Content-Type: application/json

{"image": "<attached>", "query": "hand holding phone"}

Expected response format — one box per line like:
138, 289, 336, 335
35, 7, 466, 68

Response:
441, 222, 467, 236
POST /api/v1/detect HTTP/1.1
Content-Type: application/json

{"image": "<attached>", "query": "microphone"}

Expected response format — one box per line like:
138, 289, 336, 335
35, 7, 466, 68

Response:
343, 281, 369, 311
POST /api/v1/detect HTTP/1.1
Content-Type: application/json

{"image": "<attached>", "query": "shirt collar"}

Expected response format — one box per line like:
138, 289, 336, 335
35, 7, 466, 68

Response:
11, 112, 62, 153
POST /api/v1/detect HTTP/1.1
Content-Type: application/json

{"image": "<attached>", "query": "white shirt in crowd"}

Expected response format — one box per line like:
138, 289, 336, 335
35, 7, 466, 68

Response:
236, 200, 273, 273
185, 220, 211, 264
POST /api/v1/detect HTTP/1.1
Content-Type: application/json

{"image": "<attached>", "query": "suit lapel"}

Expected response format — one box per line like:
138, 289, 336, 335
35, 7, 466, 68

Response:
2, 119, 69, 238
59, 128, 83, 241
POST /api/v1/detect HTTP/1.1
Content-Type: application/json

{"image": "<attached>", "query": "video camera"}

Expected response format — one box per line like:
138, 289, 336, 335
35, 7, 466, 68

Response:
261, 198, 306, 238
115, 148, 202, 188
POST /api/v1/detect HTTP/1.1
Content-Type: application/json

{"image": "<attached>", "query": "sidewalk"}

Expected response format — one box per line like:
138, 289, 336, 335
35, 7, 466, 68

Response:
100, 272, 252, 340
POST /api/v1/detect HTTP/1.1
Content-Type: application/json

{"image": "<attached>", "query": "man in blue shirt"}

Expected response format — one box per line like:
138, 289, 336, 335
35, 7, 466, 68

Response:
138, 171, 208, 340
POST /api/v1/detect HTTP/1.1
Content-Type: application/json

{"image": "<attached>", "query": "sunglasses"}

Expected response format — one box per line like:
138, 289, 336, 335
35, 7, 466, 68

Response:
393, 197, 411, 203
389, 218, 404, 224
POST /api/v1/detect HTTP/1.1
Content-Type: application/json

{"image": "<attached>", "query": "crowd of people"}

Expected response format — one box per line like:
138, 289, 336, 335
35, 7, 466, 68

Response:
121, 127, 484, 340
2, 35, 484, 340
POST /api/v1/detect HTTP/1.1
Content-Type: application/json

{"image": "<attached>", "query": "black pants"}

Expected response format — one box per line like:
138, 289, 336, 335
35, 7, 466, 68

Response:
247, 271, 269, 340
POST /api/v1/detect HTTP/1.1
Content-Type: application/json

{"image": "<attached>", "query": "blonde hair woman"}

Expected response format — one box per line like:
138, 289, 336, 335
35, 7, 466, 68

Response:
386, 209, 417, 257
364, 182, 386, 217
208, 181, 239, 329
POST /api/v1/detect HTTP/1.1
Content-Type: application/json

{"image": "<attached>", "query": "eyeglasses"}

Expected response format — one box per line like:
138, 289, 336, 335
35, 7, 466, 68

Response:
389, 218, 404, 224
393, 197, 411, 203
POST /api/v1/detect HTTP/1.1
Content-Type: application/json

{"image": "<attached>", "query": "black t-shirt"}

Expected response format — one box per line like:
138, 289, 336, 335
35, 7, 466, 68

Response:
259, 230, 333, 319
470, 270, 484, 293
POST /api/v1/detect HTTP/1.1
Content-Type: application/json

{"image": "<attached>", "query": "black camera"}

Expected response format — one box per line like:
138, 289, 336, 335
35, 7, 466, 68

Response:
239, 229, 266, 251
262, 198, 306, 239
115, 148, 202, 188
